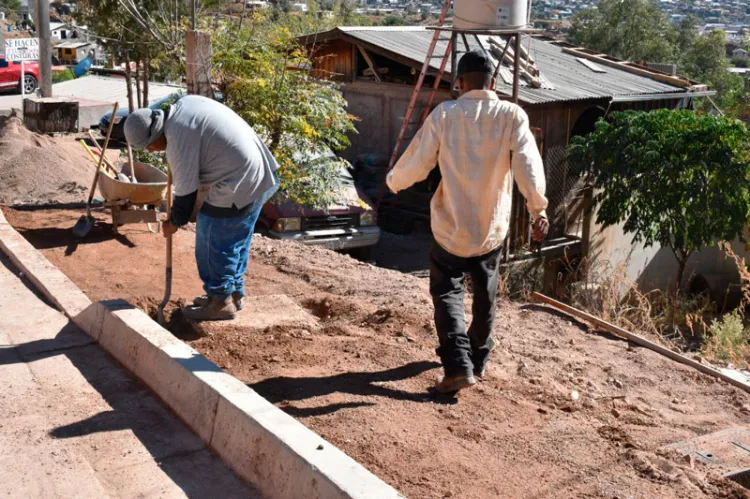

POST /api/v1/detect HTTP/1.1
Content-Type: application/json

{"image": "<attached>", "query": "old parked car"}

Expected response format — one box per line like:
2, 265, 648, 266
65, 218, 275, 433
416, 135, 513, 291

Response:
257, 146, 380, 255
100, 90, 225, 142
99, 92, 183, 142
192, 145, 380, 255
0, 56, 39, 94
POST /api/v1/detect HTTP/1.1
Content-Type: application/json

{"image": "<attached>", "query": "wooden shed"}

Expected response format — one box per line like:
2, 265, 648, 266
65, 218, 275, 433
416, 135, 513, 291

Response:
297, 27, 711, 263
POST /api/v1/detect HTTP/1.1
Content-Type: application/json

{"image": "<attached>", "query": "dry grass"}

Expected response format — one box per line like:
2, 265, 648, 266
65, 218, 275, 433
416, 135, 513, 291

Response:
698, 242, 750, 367
499, 240, 750, 368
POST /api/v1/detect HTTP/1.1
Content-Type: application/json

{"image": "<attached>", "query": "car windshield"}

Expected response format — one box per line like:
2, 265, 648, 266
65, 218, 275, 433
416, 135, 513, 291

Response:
307, 155, 354, 186
150, 92, 184, 110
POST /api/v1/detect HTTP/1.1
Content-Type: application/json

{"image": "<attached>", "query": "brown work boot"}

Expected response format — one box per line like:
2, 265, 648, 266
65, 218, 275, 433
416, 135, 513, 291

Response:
184, 296, 237, 322
434, 373, 477, 394
193, 292, 244, 311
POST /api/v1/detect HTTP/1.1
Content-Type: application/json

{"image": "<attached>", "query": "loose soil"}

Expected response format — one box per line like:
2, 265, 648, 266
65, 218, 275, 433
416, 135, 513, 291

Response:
0, 117, 98, 206
4, 205, 750, 499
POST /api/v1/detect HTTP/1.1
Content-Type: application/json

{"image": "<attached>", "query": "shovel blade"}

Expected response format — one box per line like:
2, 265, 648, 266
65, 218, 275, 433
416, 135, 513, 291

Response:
72, 215, 94, 238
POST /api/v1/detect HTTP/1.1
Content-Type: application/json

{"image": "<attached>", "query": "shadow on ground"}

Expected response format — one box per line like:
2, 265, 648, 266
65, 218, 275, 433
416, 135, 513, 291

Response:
1, 256, 256, 497
249, 360, 460, 417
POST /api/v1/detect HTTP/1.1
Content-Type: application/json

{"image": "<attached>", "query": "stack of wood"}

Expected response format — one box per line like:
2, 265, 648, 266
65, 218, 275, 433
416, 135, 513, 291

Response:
23, 97, 79, 134
488, 37, 543, 89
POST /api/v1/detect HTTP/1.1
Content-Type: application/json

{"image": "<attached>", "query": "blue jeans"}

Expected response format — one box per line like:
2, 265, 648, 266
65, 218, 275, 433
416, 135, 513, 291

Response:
195, 184, 278, 300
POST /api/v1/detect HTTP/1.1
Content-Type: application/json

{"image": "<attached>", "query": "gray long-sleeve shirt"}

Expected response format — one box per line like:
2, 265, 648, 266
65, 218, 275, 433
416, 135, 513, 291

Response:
165, 95, 279, 211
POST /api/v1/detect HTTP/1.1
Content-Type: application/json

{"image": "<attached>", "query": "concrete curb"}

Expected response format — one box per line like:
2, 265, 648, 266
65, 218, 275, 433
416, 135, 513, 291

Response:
0, 209, 404, 499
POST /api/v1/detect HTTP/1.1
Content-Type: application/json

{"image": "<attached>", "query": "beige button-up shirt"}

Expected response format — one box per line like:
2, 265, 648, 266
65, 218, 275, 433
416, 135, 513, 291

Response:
387, 89, 548, 258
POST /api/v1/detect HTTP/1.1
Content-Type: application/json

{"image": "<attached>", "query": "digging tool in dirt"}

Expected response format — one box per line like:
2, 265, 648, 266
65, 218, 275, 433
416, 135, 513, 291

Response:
72, 102, 119, 238
157, 162, 173, 327
155, 164, 204, 337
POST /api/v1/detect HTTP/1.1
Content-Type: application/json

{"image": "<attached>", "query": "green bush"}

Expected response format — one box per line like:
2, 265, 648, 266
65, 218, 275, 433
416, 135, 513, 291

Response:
122, 149, 167, 174
704, 311, 748, 363
52, 69, 75, 83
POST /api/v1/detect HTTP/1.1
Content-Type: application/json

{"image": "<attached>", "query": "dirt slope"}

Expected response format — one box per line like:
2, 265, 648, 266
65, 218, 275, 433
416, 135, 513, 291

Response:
4, 206, 750, 499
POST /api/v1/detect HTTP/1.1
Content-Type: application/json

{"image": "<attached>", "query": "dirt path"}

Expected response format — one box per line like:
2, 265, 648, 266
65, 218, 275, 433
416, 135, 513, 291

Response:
4, 206, 750, 499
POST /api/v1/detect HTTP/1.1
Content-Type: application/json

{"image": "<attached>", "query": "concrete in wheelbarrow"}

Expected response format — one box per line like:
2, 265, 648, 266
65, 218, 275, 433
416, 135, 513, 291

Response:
0, 251, 258, 498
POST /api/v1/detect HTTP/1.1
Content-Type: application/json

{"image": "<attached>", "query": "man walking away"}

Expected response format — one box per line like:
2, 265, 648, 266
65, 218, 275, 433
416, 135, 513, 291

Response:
125, 95, 280, 322
387, 50, 549, 393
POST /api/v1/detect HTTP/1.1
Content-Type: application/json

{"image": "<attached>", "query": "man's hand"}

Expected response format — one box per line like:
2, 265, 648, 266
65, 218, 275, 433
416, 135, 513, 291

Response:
162, 221, 179, 238
531, 217, 549, 243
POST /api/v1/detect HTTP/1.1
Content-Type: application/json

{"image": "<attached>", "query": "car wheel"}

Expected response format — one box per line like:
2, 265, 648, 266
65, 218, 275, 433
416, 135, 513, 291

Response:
349, 246, 372, 261
22, 74, 37, 94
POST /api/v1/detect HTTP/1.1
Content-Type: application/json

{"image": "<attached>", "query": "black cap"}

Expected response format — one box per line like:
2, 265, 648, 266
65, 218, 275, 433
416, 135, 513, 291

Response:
457, 50, 495, 76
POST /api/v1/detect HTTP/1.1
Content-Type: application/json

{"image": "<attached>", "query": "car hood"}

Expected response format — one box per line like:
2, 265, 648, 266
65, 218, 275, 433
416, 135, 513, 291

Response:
262, 183, 375, 218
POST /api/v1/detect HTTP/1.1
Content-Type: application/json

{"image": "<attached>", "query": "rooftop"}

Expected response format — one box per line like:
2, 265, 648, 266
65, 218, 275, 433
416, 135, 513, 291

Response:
300, 26, 706, 105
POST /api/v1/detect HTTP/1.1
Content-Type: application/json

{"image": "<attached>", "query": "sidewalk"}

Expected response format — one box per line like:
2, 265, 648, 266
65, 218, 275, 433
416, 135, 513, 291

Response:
0, 252, 259, 498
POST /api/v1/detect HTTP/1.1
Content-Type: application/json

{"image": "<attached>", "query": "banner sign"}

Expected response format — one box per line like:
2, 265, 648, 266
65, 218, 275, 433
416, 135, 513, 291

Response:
5, 38, 39, 61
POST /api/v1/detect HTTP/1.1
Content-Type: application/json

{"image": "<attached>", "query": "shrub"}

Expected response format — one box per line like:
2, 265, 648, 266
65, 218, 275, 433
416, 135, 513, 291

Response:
51, 68, 75, 83
569, 110, 750, 292
704, 310, 748, 364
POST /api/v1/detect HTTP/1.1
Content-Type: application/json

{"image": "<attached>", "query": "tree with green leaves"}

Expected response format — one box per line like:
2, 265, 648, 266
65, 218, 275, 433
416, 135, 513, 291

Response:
567, 1, 743, 113
212, 18, 358, 208
567, 0, 675, 63
0, 0, 20, 19
75, 0, 174, 111
680, 30, 743, 111
569, 110, 750, 291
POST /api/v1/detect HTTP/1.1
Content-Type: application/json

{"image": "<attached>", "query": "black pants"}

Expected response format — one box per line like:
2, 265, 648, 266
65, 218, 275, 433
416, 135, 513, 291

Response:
430, 240, 500, 377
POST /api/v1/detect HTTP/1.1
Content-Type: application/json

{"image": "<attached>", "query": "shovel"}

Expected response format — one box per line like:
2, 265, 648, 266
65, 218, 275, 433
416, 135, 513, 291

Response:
72, 101, 119, 238
157, 162, 173, 327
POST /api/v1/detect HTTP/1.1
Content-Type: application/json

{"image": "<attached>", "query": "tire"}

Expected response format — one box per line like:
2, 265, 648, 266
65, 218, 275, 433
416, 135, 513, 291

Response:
21, 74, 37, 94
349, 246, 372, 261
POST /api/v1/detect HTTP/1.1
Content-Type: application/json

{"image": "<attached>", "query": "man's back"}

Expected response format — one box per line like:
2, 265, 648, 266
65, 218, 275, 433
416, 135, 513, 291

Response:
387, 89, 548, 258
165, 95, 278, 210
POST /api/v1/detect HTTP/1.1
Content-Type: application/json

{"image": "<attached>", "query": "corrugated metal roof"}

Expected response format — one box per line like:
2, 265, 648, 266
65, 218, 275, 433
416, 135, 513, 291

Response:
55, 42, 91, 49
333, 26, 689, 104
52, 75, 182, 106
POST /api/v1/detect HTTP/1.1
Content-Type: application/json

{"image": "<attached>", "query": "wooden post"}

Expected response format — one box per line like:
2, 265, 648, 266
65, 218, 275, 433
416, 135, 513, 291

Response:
581, 186, 594, 258
532, 292, 750, 395
350, 44, 357, 81
357, 45, 381, 83
35, 0, 52, 97
186, 30, 213, 98
512, 34, 521, 103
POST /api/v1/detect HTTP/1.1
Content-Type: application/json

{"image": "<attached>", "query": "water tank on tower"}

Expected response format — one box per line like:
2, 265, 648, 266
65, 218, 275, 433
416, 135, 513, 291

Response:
453, 0, 530, 30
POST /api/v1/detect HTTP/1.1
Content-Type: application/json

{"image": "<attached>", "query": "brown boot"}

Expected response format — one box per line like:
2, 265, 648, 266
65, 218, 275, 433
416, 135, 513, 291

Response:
193, 292, 244, 311
184, 296, 237, 322
434, 373, 477, 394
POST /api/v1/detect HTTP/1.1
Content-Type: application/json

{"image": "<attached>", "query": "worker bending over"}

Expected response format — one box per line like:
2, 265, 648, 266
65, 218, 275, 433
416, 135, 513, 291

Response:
387, 50, 549, 393
125, 95, 280, 322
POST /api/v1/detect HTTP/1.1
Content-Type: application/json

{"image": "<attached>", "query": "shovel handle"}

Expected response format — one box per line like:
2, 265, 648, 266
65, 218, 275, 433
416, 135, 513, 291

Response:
165, 162, 173, 267
84, 102, 119, 217
127, 145, 136, 183
86, 130, 117, 175
157, 161, 173, 323
80, 139, 116, 176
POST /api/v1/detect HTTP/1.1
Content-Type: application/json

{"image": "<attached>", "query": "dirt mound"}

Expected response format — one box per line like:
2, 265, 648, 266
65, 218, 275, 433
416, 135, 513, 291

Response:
0, 116, 95, 206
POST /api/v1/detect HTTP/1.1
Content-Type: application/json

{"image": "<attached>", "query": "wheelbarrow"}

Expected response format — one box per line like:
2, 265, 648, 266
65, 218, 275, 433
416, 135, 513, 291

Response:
96, 162, 169, 233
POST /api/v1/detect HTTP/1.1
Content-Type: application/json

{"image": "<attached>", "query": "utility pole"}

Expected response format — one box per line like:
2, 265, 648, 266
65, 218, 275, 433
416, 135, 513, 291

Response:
35, 0, 52, 96
185, 0, 213, 98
